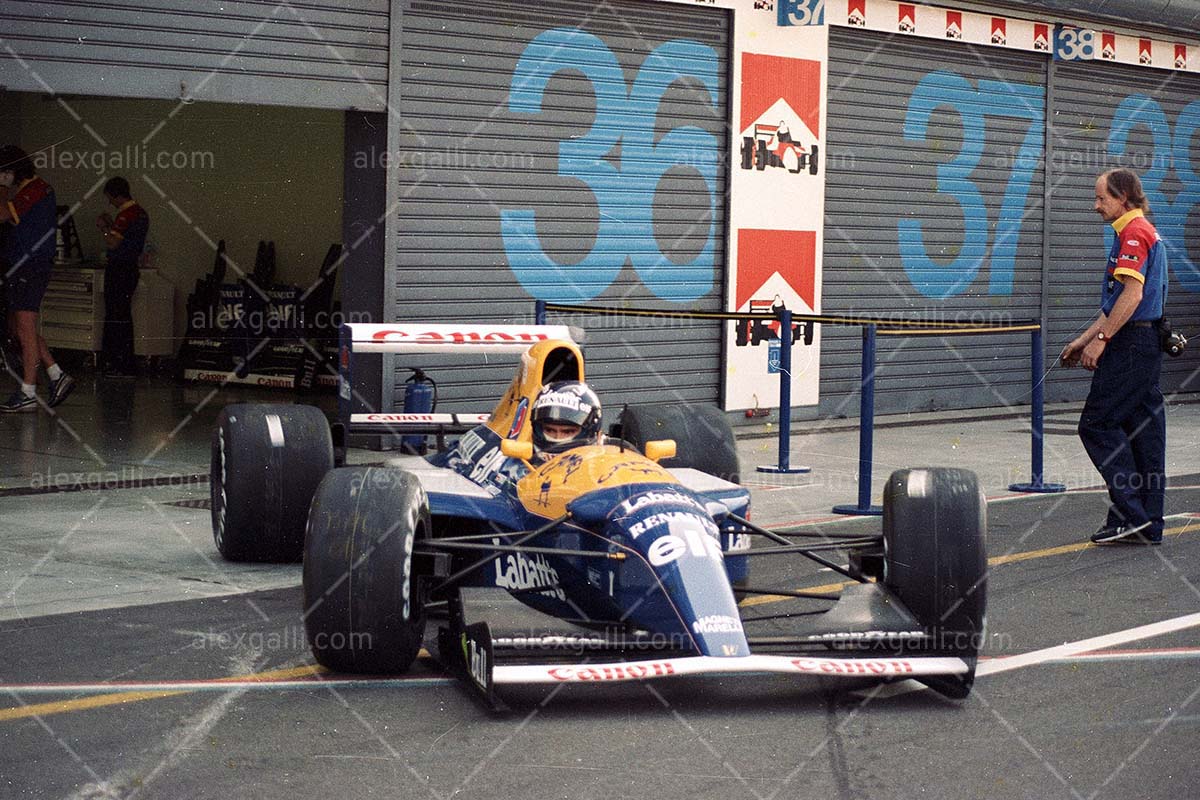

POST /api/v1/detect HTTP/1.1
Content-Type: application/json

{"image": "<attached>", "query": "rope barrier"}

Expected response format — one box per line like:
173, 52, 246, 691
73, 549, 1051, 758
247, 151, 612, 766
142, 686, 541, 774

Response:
877, 324, 1043, 336
541, 301, 1040, 332
534, 300, 1065, 505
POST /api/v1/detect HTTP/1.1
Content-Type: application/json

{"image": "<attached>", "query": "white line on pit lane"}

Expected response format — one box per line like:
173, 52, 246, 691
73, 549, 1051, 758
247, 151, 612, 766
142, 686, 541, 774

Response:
862, 611, 1200, 699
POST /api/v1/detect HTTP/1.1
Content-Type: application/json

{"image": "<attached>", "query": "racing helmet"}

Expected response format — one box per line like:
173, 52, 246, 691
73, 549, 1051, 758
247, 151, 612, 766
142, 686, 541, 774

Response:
531, 381, 602, 456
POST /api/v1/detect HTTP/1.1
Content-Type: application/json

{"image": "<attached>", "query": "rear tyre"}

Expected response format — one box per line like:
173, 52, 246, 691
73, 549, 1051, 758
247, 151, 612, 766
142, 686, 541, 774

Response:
808, 144, 820, 175
882, 468, 987, 698
303, 467, 430, 673
618, 403, 739, 483
211, 403, 332, 562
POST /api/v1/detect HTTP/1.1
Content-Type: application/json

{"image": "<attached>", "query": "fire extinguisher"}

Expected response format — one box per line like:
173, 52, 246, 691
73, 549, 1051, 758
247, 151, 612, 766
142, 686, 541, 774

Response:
401, 368, 437, 454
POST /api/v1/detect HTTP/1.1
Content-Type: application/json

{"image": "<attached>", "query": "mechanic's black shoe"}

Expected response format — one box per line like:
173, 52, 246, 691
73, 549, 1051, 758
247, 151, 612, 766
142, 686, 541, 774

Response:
48, 373, 75, 408
0, 390, 37, 413
1106, 528, 1163, 545
1091, 520, 1152, 544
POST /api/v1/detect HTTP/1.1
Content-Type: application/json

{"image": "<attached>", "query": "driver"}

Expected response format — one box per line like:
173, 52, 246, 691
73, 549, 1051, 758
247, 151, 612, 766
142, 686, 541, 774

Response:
530, 381, 602, 461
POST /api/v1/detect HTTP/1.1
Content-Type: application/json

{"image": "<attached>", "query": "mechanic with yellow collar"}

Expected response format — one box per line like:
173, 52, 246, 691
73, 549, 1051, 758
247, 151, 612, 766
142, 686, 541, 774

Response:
1060, 168, 1167, 546
95, 176, 149, 377
0, 145, 74, 412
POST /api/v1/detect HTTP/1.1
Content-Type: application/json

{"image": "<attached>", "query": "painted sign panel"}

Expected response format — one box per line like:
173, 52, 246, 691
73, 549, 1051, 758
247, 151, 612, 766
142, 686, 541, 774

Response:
725, 16, 827, 410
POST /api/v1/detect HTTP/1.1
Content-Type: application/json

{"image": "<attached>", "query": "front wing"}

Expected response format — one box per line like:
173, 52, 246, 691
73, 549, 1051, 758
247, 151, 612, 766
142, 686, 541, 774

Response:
492, 654, 970, 685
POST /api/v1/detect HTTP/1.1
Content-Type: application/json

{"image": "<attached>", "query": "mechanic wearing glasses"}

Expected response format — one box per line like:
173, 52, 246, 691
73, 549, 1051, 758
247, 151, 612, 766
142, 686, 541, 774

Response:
1060, 168, 1167, 546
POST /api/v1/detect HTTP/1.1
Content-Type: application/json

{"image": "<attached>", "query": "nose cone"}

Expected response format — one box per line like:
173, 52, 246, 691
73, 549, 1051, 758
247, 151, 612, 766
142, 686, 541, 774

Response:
605, 488, 750, 657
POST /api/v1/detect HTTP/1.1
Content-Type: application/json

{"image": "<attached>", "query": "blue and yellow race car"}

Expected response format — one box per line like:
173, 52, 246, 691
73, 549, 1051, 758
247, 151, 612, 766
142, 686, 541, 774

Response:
210, 324, 987, 705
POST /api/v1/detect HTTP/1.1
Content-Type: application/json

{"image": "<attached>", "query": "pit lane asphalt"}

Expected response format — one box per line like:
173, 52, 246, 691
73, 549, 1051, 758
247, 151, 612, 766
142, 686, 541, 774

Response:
3, 482, 1199, 800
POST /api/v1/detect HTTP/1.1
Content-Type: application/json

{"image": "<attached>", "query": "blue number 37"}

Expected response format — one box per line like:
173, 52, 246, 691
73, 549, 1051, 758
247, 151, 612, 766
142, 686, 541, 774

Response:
900, 72, 1045, 299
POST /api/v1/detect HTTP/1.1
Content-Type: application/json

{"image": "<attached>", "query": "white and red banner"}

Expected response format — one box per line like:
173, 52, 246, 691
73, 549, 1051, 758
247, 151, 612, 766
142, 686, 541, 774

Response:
825, 0, 1200, 74
725, 8, 827, 409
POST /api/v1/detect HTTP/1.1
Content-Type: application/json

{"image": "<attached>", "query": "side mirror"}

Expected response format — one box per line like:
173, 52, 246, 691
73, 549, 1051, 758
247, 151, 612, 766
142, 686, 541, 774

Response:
500, 439, 534, 461
644, 439, 676, 462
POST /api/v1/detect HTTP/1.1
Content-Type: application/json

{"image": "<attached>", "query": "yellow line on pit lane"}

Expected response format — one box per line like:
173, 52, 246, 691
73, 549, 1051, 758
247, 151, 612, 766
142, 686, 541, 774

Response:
6, 519, 1198, 720
0, 664, 328, 722
739, 520, 1199, 608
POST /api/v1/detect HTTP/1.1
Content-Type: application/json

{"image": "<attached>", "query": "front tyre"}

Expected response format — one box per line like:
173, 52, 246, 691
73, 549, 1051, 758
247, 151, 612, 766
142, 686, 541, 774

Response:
303, 467, 430, 673
883, 467, 987, 699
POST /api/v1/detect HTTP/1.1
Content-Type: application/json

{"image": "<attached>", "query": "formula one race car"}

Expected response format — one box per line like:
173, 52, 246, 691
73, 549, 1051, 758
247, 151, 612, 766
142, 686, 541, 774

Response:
740, 122, 820, 175
210, 323, 986, 705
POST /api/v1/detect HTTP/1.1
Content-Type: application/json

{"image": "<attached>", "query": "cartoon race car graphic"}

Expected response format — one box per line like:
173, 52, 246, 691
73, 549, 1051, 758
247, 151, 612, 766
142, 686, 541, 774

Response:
210, 323, 986, 706
741, 121, 820, 175
735, 298, 815, 348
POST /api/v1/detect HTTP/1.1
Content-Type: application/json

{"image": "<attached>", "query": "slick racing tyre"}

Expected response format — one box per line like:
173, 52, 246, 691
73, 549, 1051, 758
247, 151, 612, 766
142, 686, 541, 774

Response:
211, 403, 333, 562
808, 144, 820, 175
618, 403, 739, 484
303, 467, 430, 673
882, 468, 987, 699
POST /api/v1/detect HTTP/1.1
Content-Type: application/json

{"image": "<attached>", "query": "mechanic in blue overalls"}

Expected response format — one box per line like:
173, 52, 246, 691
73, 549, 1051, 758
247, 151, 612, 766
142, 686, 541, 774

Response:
0, 145, 75, 412
1060, 168, 1167, 546
96, 176, 150, 377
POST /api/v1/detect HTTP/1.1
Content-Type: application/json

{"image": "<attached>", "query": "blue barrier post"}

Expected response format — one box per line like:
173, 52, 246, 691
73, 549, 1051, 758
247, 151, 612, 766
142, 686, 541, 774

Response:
757, 308, 809, 475
535, 299, 546, 325
833, 324, 883, 515
1010, 327, 1066, 493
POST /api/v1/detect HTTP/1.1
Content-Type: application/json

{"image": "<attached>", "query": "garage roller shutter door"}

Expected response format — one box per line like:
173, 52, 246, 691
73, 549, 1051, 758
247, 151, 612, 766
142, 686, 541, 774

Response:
392, 0, 731, 411
1, 0, 388, 109
825, 28, 1046, 415
1046, 60, 1200, 402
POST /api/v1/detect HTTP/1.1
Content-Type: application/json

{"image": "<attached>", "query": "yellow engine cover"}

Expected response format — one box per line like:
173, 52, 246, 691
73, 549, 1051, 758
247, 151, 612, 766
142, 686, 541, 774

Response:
516, 445, 680, 520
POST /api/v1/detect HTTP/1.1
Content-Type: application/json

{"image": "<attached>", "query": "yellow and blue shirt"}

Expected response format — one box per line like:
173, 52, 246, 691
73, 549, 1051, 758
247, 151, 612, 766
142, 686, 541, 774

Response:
1102, 209, 1166, 321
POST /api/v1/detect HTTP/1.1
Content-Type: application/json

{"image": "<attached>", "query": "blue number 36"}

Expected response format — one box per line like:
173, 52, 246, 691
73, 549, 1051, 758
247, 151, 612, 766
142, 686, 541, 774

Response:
501, 28, 719, 303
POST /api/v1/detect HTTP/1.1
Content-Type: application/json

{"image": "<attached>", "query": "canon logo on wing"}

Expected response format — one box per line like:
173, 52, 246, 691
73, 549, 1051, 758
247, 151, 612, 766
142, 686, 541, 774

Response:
370, 330, 550, 344
366, 413, 435, 422
790, 659, 915, 675
547, 662, 676, 681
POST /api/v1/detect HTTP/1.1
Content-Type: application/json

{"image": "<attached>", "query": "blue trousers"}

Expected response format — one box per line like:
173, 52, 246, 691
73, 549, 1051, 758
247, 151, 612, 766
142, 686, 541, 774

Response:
1078, 325, 1166, 535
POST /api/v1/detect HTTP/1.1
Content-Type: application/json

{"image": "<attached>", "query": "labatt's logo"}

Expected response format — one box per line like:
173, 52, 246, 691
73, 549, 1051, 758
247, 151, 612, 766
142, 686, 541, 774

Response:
493, 543, 566, 600
371, 329, 549, 345
618, 490, 705, 517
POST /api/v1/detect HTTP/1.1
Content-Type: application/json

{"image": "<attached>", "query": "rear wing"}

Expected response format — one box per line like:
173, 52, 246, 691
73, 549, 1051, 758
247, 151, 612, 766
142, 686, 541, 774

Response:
337, 323, 581, 436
